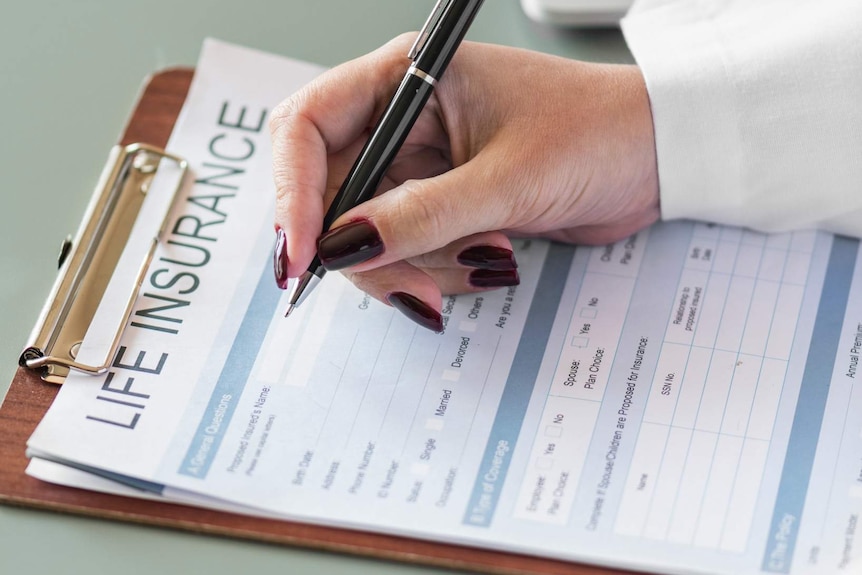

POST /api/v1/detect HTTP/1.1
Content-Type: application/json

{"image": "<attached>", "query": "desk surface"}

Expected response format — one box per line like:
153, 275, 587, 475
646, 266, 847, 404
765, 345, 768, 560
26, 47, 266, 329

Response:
0, 2, 630, 573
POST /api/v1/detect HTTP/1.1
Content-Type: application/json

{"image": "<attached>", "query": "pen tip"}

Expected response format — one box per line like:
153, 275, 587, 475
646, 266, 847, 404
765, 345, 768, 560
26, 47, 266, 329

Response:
284, 304, 294, 318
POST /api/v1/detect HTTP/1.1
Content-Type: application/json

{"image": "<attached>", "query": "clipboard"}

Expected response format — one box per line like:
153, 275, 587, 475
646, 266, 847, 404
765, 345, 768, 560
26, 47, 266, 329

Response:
0, 69, 635, 575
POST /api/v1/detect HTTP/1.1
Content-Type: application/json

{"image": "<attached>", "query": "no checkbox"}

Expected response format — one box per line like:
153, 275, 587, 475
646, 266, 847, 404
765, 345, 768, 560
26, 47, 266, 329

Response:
580, 307, 597, 319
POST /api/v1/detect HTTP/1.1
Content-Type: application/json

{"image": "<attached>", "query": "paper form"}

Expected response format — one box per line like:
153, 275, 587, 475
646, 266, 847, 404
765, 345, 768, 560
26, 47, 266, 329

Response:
26, 40, 862, 575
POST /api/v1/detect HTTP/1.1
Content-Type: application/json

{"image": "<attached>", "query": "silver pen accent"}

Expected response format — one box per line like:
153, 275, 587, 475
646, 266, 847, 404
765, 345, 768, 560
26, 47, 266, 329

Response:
284, 271, 322, 317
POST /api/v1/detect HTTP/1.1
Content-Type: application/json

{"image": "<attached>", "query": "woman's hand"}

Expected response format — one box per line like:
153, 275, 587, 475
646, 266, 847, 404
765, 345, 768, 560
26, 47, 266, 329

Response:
270, 35, 659, 331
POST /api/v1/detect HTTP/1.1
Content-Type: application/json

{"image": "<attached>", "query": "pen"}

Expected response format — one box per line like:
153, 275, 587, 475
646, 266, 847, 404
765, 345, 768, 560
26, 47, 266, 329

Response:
283, 0, 485, 317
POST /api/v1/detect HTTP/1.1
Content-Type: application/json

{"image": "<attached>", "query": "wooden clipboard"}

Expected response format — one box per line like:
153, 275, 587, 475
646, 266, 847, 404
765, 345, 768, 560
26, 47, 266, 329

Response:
0, 69, 638, 575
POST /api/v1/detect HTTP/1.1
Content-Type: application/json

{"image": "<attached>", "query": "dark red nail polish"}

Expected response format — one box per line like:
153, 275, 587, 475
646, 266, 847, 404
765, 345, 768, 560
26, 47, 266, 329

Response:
468, 269, 520, 288
274, 227, 289, 289
457, 245, 517, 270
318, 219, 384, 271
386, 292, 443, 333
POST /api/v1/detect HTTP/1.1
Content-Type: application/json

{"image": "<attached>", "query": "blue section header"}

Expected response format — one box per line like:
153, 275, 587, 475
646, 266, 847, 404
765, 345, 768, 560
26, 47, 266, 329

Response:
178, 259, 282, 478
762, 236, 859, 573
463, 243, 575, 527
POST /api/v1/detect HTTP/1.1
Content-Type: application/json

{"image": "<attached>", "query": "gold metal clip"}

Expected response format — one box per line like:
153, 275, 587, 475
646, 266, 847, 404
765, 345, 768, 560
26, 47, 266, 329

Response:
19, 143, 188, 384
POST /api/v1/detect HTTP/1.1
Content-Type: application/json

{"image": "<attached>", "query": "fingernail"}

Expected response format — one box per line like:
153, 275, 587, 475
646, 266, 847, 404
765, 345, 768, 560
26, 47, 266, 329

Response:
273, 227, 289, 289
386, 292, 443, 333
457, 245, 517, 270
468, 269, 520, 288
318, 219, 384, 271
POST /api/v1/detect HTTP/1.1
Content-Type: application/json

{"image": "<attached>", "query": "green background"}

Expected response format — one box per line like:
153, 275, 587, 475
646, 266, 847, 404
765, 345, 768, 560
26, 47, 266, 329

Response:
0, 1, 630, 573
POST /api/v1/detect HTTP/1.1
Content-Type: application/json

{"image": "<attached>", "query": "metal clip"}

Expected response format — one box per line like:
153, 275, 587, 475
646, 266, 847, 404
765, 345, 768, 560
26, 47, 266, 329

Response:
408, 0, 450, 60
19, 143, 188, 384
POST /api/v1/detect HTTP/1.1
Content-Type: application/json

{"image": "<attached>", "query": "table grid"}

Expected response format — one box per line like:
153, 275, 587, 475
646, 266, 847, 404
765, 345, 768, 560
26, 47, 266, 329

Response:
614, 226, 817, 552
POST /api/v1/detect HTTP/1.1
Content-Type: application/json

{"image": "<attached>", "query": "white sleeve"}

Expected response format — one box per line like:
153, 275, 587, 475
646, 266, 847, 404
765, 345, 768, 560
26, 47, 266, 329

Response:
621, 0, 862, 238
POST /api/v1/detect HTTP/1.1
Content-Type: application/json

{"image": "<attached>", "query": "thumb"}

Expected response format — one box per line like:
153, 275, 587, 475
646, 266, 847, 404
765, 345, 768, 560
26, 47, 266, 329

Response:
316, 161, 512, 273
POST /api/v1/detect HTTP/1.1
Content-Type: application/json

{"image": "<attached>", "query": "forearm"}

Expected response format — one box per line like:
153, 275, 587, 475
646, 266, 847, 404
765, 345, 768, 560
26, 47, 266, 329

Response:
623, 0, 862, 238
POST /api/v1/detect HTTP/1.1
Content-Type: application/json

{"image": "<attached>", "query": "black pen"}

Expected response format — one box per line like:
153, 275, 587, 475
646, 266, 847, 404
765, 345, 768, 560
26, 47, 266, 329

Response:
284, 0, 485, 317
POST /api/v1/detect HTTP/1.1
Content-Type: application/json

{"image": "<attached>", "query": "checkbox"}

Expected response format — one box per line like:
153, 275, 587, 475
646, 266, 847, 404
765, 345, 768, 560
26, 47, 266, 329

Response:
442, 370, 460, 382
459, 321, 478, 332
571, 336, 589, 348
411, 462, 430, 476
580, 307, 597, 319
425, 418, 445, 431
544, 425, 562, 438
536, 457, 553, 470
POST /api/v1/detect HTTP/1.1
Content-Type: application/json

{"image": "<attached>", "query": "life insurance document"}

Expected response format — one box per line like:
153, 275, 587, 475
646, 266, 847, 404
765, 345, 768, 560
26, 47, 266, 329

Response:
25, 39, 862, 575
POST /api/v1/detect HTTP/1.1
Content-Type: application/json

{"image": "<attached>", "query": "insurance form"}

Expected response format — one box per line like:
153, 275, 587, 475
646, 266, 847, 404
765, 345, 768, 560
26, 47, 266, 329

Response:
26, 40, 862, 575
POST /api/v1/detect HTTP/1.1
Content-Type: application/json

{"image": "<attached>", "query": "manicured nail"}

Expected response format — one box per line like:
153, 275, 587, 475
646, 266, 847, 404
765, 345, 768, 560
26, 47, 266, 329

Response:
317, 219, 384, 271
457, 245, 517, 270
386, 292, 444, 333
468, 269, 520, 288
273, 227, 289, 289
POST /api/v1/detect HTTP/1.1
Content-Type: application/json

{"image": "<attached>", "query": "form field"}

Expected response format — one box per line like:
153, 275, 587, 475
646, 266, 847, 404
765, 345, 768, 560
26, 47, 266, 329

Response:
720, 354, 763, 436
712, 239, 741, 275
715, 277, 756, 351
442, 370, 461, 382
672, 347, 711, 429
734, 243, 763, 278
694, 435, 744, 548
765, 285, 804, 360
644, 427, 693, 541
747, 359, 788, 440
425, 418, 445, 431
272, 277, 347, 387
667, 431, 718, 544
782, 250, 812, 285
720, 439, 769, 552
615, 422, 669, 537
695, 351, 737, 433
758, 248, 787, 283
536, 457, 553, 470
740, 280, 780, 357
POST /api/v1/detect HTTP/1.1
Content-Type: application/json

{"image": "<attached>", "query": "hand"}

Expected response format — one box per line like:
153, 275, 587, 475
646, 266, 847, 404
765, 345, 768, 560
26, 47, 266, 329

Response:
270, 35, 659, 331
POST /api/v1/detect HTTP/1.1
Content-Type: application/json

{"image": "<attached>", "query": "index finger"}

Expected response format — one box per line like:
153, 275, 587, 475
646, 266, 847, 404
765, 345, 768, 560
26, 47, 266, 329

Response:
269, 33, 416, 278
